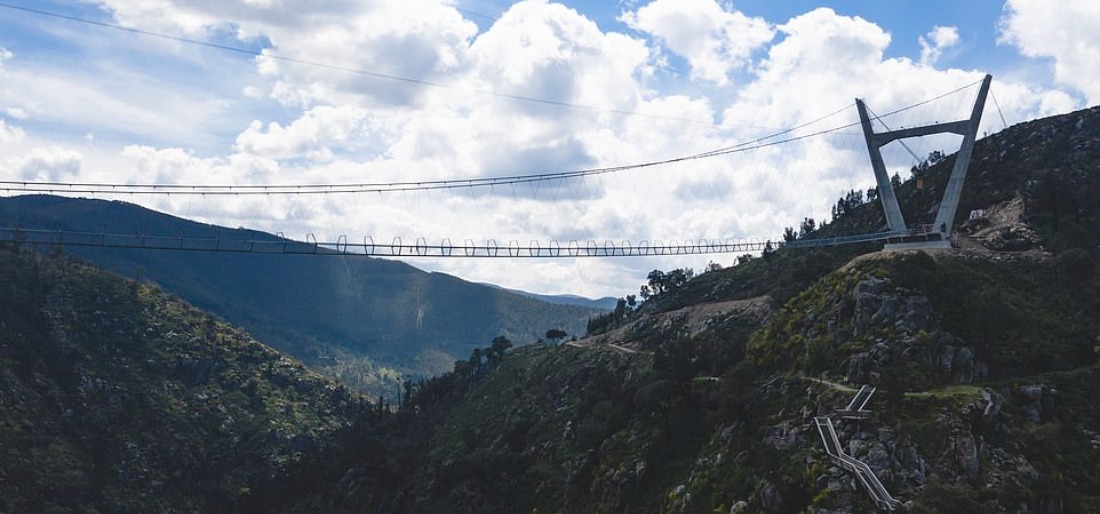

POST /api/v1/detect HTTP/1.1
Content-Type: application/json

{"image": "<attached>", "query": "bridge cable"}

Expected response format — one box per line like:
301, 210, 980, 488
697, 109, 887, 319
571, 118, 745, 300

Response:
0, 1, 715, 125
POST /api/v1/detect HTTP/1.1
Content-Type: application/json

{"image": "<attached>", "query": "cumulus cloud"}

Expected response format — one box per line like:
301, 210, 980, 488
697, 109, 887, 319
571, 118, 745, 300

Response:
919, 26, 959, 65
1000, 0, 1100, 104
718, 8, 1075, 234
621, 0, 773, 85
235, 105, 370, 161
4, 148, 83, 181
4, 1, 1089, 297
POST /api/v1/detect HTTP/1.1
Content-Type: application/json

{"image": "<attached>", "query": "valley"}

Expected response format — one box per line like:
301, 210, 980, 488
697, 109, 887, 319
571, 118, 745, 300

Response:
1, 104, 1099, 513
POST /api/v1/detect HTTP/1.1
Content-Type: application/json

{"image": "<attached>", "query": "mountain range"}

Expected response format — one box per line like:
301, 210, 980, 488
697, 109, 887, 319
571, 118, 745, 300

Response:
0, 195, 603, 397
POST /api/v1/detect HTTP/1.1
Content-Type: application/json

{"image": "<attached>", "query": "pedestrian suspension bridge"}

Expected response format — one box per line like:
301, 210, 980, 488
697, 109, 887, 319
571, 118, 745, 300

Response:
0, 76, 995, 259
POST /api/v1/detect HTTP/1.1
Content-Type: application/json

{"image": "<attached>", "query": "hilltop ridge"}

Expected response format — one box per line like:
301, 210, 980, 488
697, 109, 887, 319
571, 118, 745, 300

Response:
0, 194, 604, 398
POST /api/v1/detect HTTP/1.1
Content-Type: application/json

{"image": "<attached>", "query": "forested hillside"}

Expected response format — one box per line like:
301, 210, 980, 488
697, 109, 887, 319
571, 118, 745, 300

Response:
0, 195, 602, 398
0, 248, 369, 513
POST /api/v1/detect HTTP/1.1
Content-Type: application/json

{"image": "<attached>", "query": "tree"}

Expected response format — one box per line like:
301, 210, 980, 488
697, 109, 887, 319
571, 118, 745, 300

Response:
453, 359, 473, 377
654, 340, 699, 393
647, 270, 668, 295
401, 374, 415, 408
783, 226, 798, 242
468, 348, 484, 369
666, 269, 687, 290
490, 336, 512, 362
613, 297, 628, 320
799, 217, 816, 239
545, 329, 567, 345
639, 284, 651, 301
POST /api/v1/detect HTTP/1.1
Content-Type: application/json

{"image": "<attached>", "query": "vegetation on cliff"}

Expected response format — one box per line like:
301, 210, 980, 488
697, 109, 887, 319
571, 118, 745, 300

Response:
256, 246, 1100, 513
252, 106, 1100, 513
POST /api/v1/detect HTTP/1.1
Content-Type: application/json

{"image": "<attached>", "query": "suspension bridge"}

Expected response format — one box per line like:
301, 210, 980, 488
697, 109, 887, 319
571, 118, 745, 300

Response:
0, 76, 995, 259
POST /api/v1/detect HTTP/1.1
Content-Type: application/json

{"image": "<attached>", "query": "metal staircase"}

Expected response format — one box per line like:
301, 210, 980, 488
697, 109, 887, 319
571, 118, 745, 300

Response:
814, 387, 903, 510
838, 384, 875, 419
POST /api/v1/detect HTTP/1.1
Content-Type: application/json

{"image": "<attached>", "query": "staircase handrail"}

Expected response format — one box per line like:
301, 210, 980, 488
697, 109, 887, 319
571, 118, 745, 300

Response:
813, 385, 902, 510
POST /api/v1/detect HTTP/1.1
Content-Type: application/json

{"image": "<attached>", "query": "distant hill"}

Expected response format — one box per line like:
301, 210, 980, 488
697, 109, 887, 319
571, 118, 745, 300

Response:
480, 283, 618, 310
0, 195, 601, 397
0, 248, 369, 513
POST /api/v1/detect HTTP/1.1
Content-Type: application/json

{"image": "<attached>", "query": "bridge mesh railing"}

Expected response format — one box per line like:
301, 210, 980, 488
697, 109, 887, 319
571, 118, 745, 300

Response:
0, 227, 916, 258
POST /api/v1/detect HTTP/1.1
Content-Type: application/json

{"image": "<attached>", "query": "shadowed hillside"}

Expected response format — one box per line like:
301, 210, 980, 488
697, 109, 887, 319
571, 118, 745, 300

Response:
0, 195, 603, 398
0, 248, 370, 513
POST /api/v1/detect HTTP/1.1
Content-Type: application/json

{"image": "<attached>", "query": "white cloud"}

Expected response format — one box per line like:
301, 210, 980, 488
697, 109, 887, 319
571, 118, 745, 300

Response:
5, 107, 28, 119
94, 0, 479, 108
622, 0, 774, 85
1000, 0, 1100, 104
234, 105, 370, 161
3, 1, 1088, 298
3, 147, 83, 181
718, 8, 1073, 233
919, 26, 959, 65
0, 119, 25, 143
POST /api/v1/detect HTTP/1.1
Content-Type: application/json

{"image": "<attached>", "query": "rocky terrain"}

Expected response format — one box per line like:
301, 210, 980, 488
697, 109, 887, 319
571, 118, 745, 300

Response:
253, 247, 1098, 513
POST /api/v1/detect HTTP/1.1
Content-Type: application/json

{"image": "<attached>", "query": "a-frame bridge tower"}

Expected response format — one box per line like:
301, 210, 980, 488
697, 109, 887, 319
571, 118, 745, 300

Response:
857, 74, 992, 250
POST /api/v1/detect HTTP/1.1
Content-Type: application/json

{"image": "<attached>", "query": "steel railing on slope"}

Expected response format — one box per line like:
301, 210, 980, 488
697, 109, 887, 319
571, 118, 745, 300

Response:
838, 385, 875, 419
813, 386, 903, 511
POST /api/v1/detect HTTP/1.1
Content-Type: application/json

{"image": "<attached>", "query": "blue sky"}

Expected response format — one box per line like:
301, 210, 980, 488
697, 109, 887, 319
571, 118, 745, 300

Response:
460, 0, 1033, 87
1, 0, 1098, 297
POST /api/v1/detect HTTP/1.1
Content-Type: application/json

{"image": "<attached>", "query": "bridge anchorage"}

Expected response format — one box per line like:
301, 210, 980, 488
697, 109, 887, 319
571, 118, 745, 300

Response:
857, 74, 992, 251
